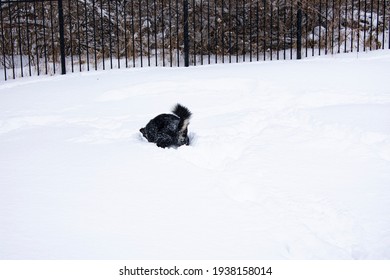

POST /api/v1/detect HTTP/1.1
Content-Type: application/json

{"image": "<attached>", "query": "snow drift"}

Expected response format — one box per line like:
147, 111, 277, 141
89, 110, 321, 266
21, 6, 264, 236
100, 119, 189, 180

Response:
1, 50, 390, 259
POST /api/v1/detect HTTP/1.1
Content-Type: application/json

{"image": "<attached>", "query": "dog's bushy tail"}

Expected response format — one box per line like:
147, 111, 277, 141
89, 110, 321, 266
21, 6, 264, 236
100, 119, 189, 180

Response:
172, 103, 191, 120
172, 103, 191, 131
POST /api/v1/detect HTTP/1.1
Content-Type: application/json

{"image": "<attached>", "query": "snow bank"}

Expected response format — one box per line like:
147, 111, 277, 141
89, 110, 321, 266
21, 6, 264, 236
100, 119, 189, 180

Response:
1, 50, 390, 259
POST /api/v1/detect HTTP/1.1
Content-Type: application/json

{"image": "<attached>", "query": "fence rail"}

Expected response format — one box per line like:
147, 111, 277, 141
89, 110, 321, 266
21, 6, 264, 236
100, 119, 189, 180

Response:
1, 0, 389, 81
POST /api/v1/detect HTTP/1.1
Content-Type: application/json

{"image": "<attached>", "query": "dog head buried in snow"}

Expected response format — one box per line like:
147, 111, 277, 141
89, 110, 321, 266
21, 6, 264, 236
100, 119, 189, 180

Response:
140, 104, 192, 148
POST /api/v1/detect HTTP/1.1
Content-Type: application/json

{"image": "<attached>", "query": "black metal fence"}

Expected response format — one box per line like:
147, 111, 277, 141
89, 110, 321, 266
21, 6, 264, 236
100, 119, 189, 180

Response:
1, 0, 389, 81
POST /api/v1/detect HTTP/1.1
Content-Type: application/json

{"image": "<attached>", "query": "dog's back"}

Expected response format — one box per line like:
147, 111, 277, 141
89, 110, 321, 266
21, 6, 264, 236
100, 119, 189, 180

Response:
140, 104, 191, 148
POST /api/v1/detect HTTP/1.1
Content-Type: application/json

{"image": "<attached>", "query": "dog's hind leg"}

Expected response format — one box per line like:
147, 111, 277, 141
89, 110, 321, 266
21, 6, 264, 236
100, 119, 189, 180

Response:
156, 135, 174, 148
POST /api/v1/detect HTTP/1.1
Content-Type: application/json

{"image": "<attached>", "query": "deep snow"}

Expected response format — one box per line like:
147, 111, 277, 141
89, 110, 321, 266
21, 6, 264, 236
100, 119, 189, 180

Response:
1, 50, 390, 259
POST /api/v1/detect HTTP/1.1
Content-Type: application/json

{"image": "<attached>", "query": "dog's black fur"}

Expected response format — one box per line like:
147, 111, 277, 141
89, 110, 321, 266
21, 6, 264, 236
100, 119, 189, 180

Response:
140, 104, 192, 148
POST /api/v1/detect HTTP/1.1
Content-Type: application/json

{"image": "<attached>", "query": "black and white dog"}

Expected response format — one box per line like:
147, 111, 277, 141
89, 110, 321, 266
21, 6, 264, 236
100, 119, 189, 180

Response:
140, 104, 192, 148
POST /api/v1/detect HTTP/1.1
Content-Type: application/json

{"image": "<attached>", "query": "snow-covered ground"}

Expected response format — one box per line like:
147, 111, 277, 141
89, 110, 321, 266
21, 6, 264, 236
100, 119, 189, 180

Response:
1, 50, 390, 260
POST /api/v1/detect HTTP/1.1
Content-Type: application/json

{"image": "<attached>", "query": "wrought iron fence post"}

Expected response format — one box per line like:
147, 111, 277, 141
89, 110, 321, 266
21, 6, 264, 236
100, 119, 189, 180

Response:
297, 1, 302, 60
183, 0, 189, 67
58, 0, 66, 74
0, 0, 6, 81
